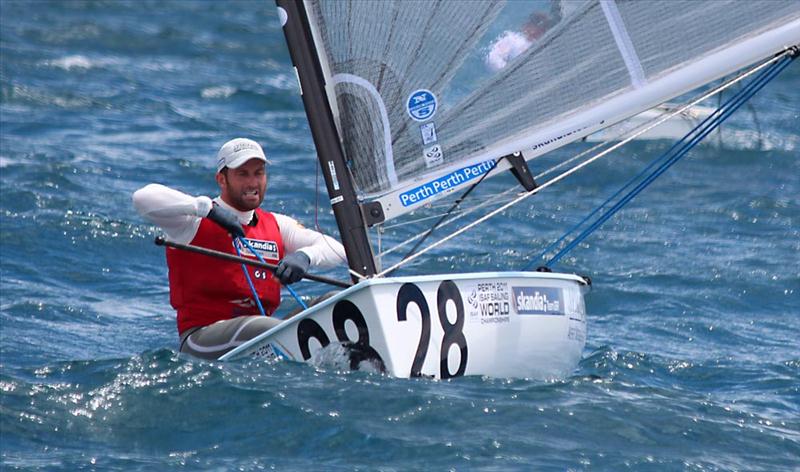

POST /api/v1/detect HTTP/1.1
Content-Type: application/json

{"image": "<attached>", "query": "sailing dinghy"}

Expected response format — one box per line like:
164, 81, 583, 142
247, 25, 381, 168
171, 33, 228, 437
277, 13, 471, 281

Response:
213, 1, 800, 379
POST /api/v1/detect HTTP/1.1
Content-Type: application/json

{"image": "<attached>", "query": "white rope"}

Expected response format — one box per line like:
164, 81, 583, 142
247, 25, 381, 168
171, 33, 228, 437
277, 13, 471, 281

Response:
377, 184, 527, 256
375, 87, 699, 259
381, 209, 467, 231
348, 267, 367, 281
374, 54, 783, 278
375, 89, 702, 259
376, 114, 686, 258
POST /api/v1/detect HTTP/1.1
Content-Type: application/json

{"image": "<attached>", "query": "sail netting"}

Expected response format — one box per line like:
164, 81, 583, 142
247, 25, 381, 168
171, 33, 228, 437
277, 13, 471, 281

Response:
306, 0, 799, 211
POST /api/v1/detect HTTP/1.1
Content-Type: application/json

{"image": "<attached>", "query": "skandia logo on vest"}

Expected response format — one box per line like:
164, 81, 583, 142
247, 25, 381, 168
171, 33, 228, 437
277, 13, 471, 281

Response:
235, 238, 279, 261
512, 287, 564, 315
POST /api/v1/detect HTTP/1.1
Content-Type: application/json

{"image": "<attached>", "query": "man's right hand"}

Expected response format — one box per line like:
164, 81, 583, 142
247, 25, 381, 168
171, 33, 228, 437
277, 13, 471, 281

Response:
206, 204, 244, 239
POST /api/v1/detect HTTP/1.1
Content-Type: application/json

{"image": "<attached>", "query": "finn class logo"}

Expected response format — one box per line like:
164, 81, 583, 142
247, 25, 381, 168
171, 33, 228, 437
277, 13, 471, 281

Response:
407, 89, 437, 121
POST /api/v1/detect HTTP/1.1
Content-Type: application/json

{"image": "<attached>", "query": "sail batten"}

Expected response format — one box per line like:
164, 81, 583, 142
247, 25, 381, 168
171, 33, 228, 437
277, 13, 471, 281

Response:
599, 0, 645, 88
304, 0, 800, 221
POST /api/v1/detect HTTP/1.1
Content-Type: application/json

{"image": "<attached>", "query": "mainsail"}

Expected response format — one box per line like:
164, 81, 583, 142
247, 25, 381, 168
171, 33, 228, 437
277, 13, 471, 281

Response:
216, 1, 798, 377
304, 0, 800, 222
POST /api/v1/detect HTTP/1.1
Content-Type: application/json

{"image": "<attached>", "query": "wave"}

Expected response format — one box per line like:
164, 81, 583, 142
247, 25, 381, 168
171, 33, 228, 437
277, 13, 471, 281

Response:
41, 55, 94, 70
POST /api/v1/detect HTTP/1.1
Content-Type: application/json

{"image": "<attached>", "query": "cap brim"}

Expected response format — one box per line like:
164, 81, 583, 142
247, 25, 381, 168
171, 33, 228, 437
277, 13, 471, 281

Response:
225, 154, 269, 169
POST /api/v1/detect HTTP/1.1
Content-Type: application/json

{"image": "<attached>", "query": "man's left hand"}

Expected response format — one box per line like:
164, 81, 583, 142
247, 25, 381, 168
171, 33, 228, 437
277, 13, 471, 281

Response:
275, 252, 311, 285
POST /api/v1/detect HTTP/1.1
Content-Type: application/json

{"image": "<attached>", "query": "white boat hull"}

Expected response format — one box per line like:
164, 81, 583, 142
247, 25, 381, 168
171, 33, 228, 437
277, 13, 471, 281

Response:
221, 271, 589, 379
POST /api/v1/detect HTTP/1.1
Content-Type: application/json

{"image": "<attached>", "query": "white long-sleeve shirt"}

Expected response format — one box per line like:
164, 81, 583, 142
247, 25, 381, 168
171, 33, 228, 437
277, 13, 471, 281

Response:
132, 183, 346, 268
485, 31, 532, 72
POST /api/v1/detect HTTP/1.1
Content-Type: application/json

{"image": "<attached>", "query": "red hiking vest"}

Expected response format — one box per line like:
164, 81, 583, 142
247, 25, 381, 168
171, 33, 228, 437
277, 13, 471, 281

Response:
166, 208, 284, 333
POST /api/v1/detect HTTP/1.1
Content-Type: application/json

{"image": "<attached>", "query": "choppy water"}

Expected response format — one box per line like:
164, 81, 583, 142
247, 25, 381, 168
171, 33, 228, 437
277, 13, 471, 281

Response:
1, 1, 798, 470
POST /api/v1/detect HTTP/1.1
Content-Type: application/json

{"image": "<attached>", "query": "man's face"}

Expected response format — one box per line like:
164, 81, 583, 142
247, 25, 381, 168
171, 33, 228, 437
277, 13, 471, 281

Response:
217, 158, 267, 211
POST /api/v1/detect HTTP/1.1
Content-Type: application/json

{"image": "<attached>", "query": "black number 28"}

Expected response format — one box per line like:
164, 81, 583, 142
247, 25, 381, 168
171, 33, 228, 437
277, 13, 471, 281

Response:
396, 280, 468, 378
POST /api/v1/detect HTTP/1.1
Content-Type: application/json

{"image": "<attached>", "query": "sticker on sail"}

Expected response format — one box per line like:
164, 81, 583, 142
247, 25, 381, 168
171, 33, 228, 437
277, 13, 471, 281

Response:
407, 89, 437, 122
235, 238, 280, 261
423, 144, 443, 168
420, 122, 437, 145
511, 287, 564, 315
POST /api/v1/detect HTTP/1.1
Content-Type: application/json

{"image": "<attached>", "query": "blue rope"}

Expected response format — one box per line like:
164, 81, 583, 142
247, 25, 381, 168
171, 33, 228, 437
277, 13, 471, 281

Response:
236, 237, 309, 313
524, 54, 793, 270
284, 285, 308, 310
233, 239, 269, 317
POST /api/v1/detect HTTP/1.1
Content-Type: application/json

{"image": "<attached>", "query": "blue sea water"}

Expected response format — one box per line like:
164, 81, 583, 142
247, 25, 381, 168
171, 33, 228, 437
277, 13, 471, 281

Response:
1, 1, 799, 470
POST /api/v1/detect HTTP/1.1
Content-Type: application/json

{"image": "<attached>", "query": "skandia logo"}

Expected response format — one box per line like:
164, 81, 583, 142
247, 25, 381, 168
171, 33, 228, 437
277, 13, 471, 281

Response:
512, 286, 564, 316
248, 240, 277, 252
235, 238, 279, 261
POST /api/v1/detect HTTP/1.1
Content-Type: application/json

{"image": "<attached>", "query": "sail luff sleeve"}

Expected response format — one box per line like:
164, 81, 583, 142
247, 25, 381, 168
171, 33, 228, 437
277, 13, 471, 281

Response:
276, 0, 377, 280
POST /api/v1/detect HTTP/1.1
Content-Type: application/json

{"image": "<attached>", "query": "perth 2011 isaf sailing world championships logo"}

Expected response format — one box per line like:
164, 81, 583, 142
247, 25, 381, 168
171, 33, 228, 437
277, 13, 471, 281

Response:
467, 282, 511, 324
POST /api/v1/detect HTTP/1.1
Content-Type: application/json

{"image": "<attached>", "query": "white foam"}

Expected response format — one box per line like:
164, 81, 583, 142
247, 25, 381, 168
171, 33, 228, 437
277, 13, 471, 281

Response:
201, 86, 236, 99
45, 55, 93, 70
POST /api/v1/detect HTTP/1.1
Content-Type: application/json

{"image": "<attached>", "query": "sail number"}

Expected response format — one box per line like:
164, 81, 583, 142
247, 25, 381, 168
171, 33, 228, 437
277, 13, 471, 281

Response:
397, 281, 467, 378
296, 280, 468, 378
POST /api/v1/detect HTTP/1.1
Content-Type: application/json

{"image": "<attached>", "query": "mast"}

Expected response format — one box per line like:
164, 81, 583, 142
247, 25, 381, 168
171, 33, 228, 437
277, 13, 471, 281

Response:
276, 0, 378, 281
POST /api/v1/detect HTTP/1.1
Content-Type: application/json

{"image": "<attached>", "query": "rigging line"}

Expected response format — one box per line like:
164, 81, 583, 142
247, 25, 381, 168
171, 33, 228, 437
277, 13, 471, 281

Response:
744, 98, 764, 149
377, 186, 519, 258
392, 157, 506, 271
378, 135, 633, 257
530, 102, 703, 182
542, 53, 793, 268
378, 72, 728, 258
237, 237, 308, 311
527, 62, 786, 270
376, 64, 746, 259
381, 208, 468, 231
373, 51, 789, 278
233, 239, 268, 317
385, 132, 633, 234
379, 97, 692, 254
347, 267, 368, 281
378, 75, 744, 259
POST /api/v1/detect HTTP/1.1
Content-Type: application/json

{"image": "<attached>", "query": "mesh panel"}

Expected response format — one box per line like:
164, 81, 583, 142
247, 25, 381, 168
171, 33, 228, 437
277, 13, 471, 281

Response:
312, 0, 505, 194
435, 2, 627, 171
617, 0, 800, 79
307, 0, 798, 198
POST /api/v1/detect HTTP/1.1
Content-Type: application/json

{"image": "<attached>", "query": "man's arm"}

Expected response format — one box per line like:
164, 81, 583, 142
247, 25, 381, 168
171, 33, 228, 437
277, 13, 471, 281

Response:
274, 214, 346, 269
485, 31, 532, 72
132, 184, 212, 244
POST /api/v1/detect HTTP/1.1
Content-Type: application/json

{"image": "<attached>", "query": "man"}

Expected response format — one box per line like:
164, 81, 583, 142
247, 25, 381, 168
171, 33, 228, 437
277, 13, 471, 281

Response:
133, 138, 346, 359
485, 12, 556, 72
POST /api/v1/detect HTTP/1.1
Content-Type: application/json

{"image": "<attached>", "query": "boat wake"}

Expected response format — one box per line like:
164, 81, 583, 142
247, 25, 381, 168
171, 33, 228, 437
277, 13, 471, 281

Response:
310, 342, 387, 374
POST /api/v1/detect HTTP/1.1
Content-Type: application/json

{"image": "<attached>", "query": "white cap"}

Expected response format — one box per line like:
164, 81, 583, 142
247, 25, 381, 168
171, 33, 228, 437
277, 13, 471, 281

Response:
216, 138, 268, 172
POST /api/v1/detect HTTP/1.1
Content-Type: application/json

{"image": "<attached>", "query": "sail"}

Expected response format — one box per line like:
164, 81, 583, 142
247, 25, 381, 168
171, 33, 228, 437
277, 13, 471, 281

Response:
305, 0, 800, 221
